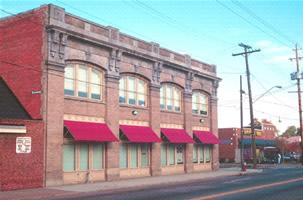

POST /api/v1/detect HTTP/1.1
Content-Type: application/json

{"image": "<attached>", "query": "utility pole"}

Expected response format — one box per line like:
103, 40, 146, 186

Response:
289, 43, 303, 165
233, 43, 260, 169
240, 75, 245, 171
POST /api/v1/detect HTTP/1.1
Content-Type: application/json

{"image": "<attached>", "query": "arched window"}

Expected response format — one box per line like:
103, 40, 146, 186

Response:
119, 75, 147, 107
160, 84, 182, 112
192, 91, 208, 116
64, 63, 103, 100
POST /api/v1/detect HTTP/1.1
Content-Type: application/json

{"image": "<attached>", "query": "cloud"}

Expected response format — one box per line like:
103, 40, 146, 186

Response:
264, 55, 291, 65
255, 40, 271, 48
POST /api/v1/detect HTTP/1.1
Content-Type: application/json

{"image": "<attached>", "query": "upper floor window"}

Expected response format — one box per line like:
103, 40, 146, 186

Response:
64, 63, 103, 100
119, 75, 147, 107
192, 91, 208, 116
160, 84, 181, 112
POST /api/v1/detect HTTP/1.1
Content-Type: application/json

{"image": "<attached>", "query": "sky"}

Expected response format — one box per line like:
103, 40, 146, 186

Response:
1, 0, 303, 134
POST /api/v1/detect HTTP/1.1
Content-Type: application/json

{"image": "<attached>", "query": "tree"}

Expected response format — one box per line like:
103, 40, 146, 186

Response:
282, 126, 299, 137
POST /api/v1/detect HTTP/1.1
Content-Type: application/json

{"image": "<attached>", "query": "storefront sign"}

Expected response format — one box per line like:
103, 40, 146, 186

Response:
16, 137, 31, 153
243, 128, 262, 136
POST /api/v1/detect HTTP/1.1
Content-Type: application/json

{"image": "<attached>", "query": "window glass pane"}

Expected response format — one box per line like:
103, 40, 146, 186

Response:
130, 144, 138, 168
128, 77, 136, 105
119, 77, 126, 103
169, 144, 175, 165
141, 144, 149, 167
205, 145, 211, 162
91, 70, 101, 100
199, 145, 204, 163
64, 66, 74, 96
192, 93, 199, 114
193, 144, 198, 163
78, 66, 88, 97
161, 144, 167, 166
79, 144, 89, 171
174, 89, 181, 112
92, 144, 103, 170
160, 87, 165, 110
176, 144, 184, 164
63, 144, 75, 172
120, 143, 128, 168
200, 94, 208, 115
166, 86, 173, 111
138, 80, 146, 106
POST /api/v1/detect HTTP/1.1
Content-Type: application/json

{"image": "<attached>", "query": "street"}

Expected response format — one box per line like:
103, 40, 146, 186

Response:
51, 167, 303, 200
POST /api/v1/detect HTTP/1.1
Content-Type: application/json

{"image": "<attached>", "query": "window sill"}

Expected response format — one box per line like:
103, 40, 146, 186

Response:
192, 113, 208, 118
160, 110, 183, 115
119, 104, 149, 110
64, 96, 105, 105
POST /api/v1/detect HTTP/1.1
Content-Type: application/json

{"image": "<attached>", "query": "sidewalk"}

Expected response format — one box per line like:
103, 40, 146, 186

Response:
0, 168, 262, 200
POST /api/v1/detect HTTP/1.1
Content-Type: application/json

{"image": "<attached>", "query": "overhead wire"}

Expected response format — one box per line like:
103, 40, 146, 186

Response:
215, 0, 292, 48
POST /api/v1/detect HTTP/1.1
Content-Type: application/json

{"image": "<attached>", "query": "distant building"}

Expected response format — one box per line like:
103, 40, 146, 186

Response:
0, 4, 220, 190
219, 119, 278, 163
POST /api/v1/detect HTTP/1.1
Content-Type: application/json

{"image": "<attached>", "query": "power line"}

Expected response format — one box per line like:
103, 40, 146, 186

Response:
215, 0, 292, 48
231, 0, 295, 45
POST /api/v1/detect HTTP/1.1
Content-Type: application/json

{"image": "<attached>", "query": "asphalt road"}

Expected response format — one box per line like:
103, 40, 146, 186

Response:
54, 167, 303, 200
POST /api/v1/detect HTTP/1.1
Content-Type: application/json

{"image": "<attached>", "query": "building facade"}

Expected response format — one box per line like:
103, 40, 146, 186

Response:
0, 4, 220, 190
219, 119, 278, 163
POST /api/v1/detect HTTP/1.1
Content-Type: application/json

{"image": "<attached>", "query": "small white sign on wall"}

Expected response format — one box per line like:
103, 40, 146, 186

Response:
16, 137, 31, 153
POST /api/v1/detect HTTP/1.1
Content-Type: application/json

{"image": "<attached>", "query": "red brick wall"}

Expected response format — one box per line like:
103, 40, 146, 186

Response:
0, 7, 46, 119
0, 119, 44, 191
219, 128, 237, 162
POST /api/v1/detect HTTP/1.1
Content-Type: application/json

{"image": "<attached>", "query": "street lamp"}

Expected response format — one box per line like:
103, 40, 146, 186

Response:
253, 86, 282, 103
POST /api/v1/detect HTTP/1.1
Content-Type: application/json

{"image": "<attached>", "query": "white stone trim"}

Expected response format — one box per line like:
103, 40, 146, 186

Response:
119, 120, 149, 126
160, 123, 183, 129
63, 114, 104, 123
192, 126, 209, 131
0, 125, 26, 134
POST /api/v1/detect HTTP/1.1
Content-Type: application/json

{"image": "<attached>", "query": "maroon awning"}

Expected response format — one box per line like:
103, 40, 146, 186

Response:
193, 130, 219, 144
64, 120, 118, 142
161, 128, 195, 143
120, 125, 161, 143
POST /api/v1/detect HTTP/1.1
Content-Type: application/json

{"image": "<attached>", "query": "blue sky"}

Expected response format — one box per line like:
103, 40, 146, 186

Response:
1, 0, 303, 133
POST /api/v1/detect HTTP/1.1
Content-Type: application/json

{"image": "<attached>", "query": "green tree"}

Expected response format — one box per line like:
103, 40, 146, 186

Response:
282, 126, 298, 137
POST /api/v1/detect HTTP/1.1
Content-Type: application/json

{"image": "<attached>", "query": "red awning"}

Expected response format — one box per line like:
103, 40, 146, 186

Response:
120, 125, 161, 143
193, 130, 219, 144
161, 128, 195, 143
64, 120, 118, 142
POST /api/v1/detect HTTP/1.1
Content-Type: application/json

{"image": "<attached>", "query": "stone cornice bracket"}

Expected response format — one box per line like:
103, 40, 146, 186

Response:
211, 80, 219, 103
152, 61, 162, 86
108, 48, 122, 77
185, 71, 194, 94
47, 28, 67, 67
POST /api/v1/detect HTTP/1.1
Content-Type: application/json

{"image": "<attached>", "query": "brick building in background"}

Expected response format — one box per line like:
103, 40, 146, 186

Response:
0, 4, 220, 190
219, 119, 278, 163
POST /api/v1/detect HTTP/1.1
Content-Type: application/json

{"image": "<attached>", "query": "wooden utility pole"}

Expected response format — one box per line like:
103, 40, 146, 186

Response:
233, 43, 260, 169
289, 43, 303, 165
240, 75, 245, 171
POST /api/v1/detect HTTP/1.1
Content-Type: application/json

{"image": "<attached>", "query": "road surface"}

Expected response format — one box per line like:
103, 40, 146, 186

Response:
53, 167, 303, 200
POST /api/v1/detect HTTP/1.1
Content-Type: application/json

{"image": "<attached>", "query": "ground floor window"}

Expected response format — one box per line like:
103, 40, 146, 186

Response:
119, 143, 150, 169
63, 143, 104, 172
161, 143, 184, 166
192, 144, 212, 164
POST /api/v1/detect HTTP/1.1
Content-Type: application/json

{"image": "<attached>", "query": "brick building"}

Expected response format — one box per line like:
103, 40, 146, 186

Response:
219, 119, 278, 163
0, 4, 220, 190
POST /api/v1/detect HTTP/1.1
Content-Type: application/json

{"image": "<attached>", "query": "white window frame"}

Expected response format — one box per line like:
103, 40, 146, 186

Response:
160, 84, 182, 112
119, 75, 148, 107
119, 143, 150, 169
64, 63, 103, 101
161, 143, 185, 166
192, 91, 209, 116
